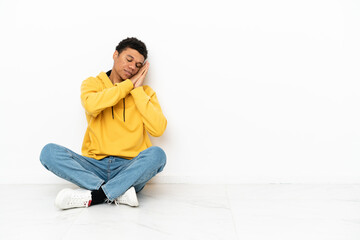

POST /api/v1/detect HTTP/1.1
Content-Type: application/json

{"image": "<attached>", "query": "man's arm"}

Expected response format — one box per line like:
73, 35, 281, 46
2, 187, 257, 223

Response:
80, 64, 150, 117
131, 86, 167, 137
81, 77, 133, 117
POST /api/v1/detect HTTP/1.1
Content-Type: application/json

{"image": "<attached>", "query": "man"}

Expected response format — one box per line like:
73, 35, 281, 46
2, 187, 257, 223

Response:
40, 37, 167, 210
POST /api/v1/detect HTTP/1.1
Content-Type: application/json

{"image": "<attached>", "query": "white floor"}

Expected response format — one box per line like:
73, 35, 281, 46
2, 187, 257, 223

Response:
0, 184, 359, 240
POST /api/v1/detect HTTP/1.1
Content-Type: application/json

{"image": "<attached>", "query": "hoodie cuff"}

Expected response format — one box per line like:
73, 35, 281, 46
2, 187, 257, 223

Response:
115, 79, 133, 91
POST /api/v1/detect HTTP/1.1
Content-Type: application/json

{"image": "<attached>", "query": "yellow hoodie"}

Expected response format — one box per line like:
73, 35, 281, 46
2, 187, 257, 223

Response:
80, 71, 167, 160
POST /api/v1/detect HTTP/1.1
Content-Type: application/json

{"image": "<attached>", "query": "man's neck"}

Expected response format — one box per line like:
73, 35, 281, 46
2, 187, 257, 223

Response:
109, 69, 123, 85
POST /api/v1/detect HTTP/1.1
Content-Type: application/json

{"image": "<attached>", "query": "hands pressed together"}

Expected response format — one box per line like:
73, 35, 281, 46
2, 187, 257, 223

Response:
130, 62, 149, 89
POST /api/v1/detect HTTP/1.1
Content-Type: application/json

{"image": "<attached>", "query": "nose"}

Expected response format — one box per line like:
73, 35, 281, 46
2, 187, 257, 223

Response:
128, 62, 136, 71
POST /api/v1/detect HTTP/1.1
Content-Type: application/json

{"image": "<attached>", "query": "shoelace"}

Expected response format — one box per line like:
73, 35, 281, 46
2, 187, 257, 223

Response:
103, 198, 126, 205
114, 195, 129, 206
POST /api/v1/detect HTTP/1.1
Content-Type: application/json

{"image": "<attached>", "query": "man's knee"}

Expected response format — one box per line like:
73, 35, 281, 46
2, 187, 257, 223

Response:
146, 146, 167, 167
39, 143, 59, 168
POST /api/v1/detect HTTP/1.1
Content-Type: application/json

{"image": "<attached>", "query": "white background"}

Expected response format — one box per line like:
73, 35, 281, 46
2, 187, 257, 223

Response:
0, 0, 359, 184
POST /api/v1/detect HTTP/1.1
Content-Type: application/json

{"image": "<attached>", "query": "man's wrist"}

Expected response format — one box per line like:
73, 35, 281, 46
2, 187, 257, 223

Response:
115, 79, 134, 90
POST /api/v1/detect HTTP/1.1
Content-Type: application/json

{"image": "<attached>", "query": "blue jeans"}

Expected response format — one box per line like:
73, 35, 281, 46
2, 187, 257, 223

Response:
39, 143, 166, 201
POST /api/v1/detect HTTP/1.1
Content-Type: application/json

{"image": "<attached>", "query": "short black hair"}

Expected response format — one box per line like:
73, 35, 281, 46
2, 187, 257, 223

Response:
115, 37, 148, 60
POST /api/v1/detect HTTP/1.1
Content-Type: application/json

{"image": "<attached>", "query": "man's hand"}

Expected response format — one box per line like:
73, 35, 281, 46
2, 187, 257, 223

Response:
130, 62, 149, 88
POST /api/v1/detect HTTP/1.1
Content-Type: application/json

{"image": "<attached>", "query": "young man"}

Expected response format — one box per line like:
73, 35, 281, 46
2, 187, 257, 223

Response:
40, 37, 167, 210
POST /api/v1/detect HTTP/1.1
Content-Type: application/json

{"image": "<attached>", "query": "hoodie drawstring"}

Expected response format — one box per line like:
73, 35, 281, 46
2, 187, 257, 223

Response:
123, 98, 126, 122
112, 99, 126, 122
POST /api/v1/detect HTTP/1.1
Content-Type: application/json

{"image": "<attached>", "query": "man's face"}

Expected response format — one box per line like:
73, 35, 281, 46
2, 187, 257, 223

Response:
113, 47, 145, 80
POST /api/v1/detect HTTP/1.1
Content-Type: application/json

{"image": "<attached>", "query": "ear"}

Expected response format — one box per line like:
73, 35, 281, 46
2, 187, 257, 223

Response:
113, 50, 119, 60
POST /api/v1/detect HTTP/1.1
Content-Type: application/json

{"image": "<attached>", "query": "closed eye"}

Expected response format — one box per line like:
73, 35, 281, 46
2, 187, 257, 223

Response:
126, 55, 143, 68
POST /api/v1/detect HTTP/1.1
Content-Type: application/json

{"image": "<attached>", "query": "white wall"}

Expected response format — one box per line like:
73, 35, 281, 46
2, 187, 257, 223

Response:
1, 0, 359, 184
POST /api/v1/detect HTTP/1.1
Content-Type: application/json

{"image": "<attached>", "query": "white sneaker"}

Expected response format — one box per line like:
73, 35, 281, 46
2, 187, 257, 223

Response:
55, 188, 92, 210
115, 187, 139, 207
